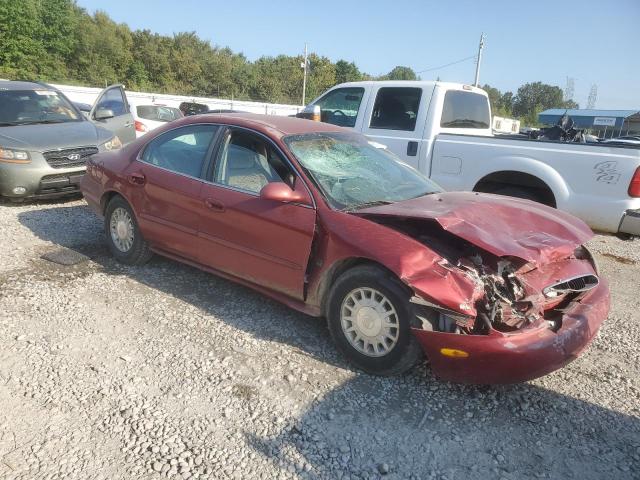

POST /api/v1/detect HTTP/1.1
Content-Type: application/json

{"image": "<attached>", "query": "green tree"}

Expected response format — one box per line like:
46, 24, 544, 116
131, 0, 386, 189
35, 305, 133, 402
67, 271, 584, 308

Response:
512, 82, 578, 125
381, 66, 418, 81
335, 60, 362, 84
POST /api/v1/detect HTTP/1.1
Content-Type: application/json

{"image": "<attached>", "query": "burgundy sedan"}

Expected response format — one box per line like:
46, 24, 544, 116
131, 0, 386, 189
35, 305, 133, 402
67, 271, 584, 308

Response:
81, 114, 610, 384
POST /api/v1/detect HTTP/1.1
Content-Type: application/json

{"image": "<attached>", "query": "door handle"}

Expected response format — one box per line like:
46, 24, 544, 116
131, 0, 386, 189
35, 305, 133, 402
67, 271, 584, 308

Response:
407, 141, 418, 156
204, 198, 225, 212
124, 121, 133, 127
128, 172, 146, 185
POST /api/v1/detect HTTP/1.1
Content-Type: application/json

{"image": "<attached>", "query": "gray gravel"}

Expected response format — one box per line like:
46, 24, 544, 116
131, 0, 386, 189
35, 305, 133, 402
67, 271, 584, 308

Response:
0, 198, 638, 480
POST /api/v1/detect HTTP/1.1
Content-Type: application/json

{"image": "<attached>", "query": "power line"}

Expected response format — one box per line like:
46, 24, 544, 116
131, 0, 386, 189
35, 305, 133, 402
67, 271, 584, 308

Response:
415, 54, 477, 74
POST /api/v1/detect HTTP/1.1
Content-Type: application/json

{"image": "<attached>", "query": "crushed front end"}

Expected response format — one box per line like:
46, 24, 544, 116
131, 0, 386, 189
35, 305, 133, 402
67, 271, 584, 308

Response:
408, 245, 609, 384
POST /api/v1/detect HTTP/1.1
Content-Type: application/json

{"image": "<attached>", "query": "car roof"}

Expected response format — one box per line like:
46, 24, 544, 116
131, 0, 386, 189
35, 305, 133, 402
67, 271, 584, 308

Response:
0, 80, 55, 91
184, 113, 348, 137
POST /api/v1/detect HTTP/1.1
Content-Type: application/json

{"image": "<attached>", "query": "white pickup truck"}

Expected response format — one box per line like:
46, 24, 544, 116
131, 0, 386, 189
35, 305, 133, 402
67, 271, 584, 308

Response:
300, 80, 640, 236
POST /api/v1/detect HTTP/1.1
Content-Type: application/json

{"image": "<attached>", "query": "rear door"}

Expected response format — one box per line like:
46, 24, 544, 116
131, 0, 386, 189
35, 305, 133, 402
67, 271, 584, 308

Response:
124, 124, 219, 258
90, 85, 136, 144
360, 86, 430, 170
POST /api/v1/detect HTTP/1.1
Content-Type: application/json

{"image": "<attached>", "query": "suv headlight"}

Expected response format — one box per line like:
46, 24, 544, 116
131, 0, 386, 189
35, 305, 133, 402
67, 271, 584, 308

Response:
0, 147, 30, 163
100, 136, 122, 151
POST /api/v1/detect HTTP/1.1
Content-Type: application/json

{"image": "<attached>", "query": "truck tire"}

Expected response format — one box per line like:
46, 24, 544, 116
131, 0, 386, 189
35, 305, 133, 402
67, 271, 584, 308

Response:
491, 186, 542, 204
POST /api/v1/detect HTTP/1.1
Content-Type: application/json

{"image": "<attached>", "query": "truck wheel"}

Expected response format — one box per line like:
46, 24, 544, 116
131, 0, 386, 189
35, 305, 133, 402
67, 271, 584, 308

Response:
104, 196, 153, 265
326, 265, 422, 376
492, 186, 542, 204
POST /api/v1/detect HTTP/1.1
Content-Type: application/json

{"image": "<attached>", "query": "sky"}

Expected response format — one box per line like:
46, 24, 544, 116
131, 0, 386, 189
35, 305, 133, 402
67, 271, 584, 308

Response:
76, 0, 640, 109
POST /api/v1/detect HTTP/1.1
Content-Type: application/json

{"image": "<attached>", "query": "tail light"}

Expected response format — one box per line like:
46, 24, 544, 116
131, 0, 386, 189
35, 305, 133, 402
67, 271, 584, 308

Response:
135, 120, 147, 133
629, 167, 640, 197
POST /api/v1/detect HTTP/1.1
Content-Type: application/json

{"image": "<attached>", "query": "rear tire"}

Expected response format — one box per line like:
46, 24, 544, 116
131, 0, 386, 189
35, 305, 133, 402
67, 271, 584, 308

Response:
104, 196, 153, 265
491, 186, 542, 204
326, 265, 422, 376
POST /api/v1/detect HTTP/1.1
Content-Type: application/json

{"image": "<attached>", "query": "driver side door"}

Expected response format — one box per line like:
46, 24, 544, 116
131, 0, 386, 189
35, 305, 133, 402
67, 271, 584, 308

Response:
197, 128, 316, 299
90, 85, 136, 144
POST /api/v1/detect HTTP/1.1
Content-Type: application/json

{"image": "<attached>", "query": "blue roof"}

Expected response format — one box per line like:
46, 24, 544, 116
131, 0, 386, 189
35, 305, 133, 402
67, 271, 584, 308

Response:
539, 108, 640, 118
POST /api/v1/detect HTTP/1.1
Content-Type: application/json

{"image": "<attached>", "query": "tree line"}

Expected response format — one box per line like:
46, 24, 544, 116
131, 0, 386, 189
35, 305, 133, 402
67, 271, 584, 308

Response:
0, 0, 576, 123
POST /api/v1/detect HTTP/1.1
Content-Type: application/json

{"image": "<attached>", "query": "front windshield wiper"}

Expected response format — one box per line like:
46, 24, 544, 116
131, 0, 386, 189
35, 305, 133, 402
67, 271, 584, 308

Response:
342, 200, 394, 212
0, 119, 71, 126
0, 121, 33, 126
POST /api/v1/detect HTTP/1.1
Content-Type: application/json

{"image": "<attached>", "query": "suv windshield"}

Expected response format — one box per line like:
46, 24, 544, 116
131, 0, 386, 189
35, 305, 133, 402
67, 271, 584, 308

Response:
0, 89, 81, 125
284, 132, 441, 210
136, 105, 183, 122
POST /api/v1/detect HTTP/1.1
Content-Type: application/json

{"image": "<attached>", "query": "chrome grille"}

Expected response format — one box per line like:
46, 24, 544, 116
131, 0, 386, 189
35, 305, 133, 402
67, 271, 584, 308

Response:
543, 274, 599, 297
43, 146, 98, 169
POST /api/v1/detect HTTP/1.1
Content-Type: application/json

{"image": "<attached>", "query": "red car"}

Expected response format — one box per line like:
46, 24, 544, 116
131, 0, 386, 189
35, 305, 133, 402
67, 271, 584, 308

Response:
81, 114, 610, 384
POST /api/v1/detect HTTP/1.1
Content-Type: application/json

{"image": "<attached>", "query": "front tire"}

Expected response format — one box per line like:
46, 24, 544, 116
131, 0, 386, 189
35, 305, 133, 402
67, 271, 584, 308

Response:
326, 265, 422, 376
104, 196, 153, 265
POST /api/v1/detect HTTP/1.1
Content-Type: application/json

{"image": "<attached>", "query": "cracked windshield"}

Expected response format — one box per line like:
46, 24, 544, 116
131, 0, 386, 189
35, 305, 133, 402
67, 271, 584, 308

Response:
285, 132, 441, 209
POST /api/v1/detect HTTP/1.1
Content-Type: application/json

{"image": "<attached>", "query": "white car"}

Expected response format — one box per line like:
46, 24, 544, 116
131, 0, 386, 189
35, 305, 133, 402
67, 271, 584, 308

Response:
128, 100, 183, 138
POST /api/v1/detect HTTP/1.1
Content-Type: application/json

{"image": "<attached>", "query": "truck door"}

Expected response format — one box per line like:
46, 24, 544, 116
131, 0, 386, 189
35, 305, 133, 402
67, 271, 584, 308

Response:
89, 85, 136, 144
360, 86, 429, 170
305, 87, 369, 131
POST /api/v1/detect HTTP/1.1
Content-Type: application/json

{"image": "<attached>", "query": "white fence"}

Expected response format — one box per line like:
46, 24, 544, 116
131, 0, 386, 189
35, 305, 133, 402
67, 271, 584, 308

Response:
52, 83, 303, 117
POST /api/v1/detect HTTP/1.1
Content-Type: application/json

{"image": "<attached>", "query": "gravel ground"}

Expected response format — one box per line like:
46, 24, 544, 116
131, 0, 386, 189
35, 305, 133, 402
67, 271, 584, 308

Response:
0, 198, 638, 480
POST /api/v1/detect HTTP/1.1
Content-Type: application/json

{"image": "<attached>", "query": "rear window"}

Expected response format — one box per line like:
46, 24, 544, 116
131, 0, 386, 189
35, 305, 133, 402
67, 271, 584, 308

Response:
440, 91, 490, 129
136, 105, 183, 122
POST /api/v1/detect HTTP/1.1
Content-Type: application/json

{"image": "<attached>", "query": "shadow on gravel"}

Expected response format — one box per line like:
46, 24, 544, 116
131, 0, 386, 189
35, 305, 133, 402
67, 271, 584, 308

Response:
18, 205, 640, 480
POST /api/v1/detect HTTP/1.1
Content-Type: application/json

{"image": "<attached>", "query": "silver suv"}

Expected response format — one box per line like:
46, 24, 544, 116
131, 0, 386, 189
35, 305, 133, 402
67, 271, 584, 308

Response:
0, 81, 134, 202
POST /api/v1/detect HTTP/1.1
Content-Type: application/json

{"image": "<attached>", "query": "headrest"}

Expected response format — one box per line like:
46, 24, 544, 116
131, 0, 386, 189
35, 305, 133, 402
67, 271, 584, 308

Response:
227, 144, 257, 169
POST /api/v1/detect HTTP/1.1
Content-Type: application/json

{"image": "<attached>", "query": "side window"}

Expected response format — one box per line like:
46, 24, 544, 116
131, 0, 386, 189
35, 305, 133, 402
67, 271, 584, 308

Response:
214, 130, 294, 194
369, 87, 421, 131
440, 91, 491, 129
141, 125, 218, 178
313, 87, 364, 128
95, 88, 127, 117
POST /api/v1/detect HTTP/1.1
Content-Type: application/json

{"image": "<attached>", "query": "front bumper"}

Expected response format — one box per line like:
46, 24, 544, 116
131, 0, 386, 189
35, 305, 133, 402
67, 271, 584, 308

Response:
619, 209, 640, 236
411, 280, 610, 384
0, 160, 86, 199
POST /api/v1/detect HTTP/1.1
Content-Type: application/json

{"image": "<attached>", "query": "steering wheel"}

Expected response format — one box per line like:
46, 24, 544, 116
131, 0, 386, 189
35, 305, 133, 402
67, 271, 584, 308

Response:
332, 110, 347, 116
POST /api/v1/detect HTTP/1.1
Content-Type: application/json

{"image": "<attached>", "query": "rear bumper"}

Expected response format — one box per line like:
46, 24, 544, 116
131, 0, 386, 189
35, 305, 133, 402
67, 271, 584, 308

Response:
411, 280, 610, 384
618, 209, 640, 236
79, 172, 103, 216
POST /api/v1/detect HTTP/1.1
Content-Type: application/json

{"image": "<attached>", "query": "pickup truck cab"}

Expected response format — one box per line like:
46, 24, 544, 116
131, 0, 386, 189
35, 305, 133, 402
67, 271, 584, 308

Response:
301, 81, 640, 236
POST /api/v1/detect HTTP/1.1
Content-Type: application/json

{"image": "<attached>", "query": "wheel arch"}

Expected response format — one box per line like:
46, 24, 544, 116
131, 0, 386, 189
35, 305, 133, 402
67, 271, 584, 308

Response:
101, 189, 135, 215
473, 169, 564, 207
315, 257, 409, 317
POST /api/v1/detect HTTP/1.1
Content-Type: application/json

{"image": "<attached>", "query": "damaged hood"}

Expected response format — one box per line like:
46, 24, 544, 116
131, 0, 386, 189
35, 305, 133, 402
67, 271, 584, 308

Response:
356, 192, 593, 265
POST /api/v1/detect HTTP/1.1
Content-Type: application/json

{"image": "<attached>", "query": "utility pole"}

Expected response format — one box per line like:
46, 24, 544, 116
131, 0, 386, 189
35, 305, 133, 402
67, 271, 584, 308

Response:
474, 33, 485, 87
301, 43, 308, 106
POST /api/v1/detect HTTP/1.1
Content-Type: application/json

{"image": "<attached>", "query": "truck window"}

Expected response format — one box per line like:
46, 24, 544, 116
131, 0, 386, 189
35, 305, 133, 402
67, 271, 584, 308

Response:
440, 91, 490, 129
369, 87, 421, 131
314, 87, 364, 128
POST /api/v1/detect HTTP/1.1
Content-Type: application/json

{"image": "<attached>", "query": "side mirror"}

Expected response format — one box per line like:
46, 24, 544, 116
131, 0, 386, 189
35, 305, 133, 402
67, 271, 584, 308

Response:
94, 108, 115, 120
260, 182, 312, 206
296, 104, 321, 122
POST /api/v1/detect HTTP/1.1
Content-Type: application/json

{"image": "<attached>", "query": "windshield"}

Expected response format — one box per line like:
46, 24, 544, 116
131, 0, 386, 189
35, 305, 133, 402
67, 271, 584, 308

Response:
284, 132, 442, 210
0, 89, 81, 125
136, 105, 183, 122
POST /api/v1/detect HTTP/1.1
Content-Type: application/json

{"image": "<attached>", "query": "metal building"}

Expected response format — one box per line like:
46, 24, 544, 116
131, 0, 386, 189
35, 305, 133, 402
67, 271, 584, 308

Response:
538, 109, 640, 138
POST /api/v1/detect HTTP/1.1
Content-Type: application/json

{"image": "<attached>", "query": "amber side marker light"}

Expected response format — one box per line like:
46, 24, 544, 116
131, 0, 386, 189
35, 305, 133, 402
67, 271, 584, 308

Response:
440, 348, 469, 358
